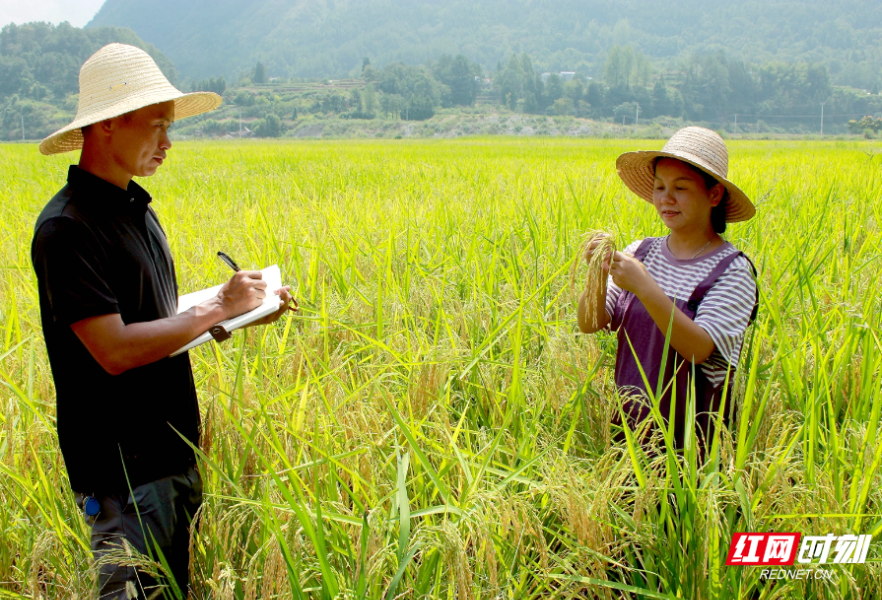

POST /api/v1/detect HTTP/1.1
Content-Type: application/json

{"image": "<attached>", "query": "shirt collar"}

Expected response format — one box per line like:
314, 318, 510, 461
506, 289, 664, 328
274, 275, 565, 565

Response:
67, 165, 153, 213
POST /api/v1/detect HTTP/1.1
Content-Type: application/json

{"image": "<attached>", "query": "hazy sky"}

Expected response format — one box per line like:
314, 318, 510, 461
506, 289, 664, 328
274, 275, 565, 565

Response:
0, 0, 105, 29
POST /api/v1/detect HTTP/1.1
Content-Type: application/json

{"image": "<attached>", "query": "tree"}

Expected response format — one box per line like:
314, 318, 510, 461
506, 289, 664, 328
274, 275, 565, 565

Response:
495, 57, 522, 109
604, 45, 625, 88
0, 21, 178, 99
254, 113, 284, 137
523, 90, 539, 114
363, 64, 378, 82
563, 79, 584, 104
402, 93, 434, 120
433, 54, 480, 106
604, 45, 635, 89
614, 102, 637, 123
550, 97, 574, 116
363, 84, 377, 115
651, 76, 669, 117
586, 81, 605, 110
345, 86, 375, 119
727, 61, 755, 114
254, 61, 267, 84
380, 92, 403, 118
634, 51, 652, 88
374, 62, 442, 108
543, 73, 564, 107
192, 76, 226, 95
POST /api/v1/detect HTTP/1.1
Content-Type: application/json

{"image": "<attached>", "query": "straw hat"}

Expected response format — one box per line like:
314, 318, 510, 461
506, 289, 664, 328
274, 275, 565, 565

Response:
39, 43, 222, 155
615, 126, 755, 222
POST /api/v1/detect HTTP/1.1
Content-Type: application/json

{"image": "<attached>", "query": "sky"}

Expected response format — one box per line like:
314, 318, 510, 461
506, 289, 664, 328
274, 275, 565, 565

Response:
0, 0, 106, 29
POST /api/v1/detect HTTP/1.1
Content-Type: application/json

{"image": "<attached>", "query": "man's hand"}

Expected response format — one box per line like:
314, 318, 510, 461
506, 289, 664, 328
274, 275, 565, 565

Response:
211, 271, 267, 320
70, 273, 297, 376
248, 285, 298, 327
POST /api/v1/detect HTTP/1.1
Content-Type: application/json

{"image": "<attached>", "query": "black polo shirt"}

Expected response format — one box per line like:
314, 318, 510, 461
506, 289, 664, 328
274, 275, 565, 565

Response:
31, 165, 199, 494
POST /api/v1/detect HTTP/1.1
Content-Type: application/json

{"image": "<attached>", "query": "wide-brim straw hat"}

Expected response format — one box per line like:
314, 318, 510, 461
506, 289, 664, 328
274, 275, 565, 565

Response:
39, 43, 222, 155
615, 126, 755, 222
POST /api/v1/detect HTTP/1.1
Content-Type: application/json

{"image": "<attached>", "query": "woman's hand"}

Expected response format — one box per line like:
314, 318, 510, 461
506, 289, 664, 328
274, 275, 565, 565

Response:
609, 251, 655, 297
583, 232, 614, 271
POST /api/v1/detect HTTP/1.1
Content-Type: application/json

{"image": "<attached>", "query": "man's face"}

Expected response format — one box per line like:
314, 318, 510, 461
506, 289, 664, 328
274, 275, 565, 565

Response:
109, 101, 174, 178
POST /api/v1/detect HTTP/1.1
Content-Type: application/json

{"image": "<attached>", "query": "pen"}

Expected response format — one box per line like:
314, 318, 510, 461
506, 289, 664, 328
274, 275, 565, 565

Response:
217, 251, 240, 272
217, 251, 298, 313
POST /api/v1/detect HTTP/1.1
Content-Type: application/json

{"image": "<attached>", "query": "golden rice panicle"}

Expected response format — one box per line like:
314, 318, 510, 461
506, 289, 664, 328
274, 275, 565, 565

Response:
571, 229, 617, 327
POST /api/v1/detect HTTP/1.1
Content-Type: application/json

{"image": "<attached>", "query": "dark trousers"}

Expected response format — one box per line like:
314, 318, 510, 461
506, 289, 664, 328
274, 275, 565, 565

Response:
75, 465, 202, 599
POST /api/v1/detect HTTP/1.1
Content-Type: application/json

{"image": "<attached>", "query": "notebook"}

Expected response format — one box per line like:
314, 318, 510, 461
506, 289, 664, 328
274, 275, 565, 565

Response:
170, 264, 283, 357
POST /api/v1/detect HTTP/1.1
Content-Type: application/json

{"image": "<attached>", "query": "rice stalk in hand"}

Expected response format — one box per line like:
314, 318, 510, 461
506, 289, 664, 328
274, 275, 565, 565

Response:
571, 230, 617, 328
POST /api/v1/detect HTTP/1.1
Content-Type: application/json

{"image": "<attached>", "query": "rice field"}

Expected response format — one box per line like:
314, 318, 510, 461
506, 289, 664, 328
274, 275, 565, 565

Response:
1, 137, 881, 599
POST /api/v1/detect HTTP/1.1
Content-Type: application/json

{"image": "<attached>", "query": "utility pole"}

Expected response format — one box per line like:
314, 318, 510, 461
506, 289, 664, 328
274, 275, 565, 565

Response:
734, 114, 738, 135
21, 113, 24, 141
820, 102, 825, 136
635, 104, 639, 127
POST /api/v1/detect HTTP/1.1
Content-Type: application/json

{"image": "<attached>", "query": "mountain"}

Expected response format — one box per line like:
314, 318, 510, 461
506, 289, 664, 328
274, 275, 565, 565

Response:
81, 0, 882, 89
0, 21, 179, 98
0, 22, 178, 141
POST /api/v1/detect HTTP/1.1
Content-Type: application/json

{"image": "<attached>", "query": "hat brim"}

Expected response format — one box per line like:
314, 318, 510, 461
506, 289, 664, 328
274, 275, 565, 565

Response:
616, 150, 755, 223
39, 90, 222, 155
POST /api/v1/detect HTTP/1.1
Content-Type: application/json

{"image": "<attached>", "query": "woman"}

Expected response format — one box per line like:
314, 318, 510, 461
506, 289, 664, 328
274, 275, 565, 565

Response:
578, 127, 758, 450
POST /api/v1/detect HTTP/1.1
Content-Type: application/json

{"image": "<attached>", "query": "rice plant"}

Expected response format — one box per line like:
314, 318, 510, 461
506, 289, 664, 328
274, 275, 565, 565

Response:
1, 138, 881, 599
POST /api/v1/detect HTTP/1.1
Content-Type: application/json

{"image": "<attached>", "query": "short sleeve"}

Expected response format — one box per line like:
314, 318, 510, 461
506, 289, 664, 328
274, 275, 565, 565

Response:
32, 217, 119, 325
604, 238, 644, 322
693, 255, 757, 369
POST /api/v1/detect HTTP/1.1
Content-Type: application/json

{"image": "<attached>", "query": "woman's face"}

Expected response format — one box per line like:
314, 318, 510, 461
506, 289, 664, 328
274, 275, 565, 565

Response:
652, 158, 723, 233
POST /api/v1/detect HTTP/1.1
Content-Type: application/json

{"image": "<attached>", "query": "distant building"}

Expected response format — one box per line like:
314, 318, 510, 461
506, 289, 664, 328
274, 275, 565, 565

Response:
541, 71, 577, 83
224, 126, 254, 139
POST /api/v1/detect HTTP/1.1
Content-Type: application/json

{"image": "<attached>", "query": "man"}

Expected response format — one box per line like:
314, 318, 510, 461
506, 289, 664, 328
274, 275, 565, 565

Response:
31, 43, 295, 599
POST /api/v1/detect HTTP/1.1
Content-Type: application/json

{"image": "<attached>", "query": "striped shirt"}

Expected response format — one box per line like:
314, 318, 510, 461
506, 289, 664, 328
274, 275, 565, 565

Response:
605, 236, 757, 387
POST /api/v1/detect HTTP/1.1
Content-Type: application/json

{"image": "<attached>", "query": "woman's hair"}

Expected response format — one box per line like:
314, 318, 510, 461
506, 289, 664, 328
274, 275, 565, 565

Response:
711, 197, 728, 234
653, 157, 728, 234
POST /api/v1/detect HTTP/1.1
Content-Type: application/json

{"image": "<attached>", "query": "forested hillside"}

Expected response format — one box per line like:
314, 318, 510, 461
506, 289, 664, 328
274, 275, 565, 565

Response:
87, 0, 882, 88
4, 3, 882, 141
0, 22, 177, 141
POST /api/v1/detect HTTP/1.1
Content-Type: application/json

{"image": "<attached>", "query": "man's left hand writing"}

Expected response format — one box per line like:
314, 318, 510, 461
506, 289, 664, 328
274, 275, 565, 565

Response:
250, 285, 298, 327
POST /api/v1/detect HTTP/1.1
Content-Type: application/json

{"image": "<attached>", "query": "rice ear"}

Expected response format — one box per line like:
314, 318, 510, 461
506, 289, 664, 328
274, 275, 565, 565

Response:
572, 230, 617, 329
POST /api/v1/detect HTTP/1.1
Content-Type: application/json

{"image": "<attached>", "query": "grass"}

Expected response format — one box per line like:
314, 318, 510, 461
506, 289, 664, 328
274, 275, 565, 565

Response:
1, 137, 881, 599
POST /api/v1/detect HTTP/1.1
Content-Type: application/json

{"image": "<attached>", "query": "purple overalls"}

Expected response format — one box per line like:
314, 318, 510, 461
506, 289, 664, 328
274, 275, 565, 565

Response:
610, 237, 757, 450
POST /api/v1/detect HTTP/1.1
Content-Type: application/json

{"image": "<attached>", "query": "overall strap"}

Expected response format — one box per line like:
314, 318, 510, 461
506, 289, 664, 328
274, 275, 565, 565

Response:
740, 253, 760, 323
685, 251, 743, 314
632, 237, 657, 262
686, 251, 760, 322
